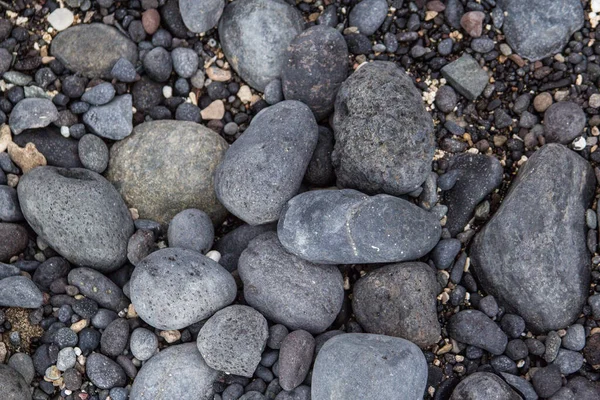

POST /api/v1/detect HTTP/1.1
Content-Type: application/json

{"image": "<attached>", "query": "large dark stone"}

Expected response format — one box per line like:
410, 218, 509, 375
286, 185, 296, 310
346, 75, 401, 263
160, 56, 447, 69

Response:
278, 189, 441, 264
332, 61, 434, 195
13, 128, 82, 168
471, 144, 595, 333
447, 310, 508, 355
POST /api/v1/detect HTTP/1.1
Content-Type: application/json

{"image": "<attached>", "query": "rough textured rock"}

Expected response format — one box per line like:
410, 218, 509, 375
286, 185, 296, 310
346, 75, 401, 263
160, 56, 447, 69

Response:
130, 343, 219, 400
85, 353, 126, 390
450, 372, 522, 400
447, 310, 508, 355
130, 247, 236, 330
444, 154, 503, 236
214, 223, 276, 272
352, 262, 441, 348
179, 0, 224, 33
0, 223, 29, 262
167, 208, 214, 254
238, 232, 344, 334
51, 23, 138, 78
82, 95, 133, 140
0, 276, 43, 308
498, 0, 584, 61
543, 101, 586, 144
348, 0, 387, 36
0, 364, 32, 400
9, 99, 59, 135
281, 26, 348, 120
197, 305, 268, 377
278, 330, 315, 391
441, 54, 489, 100
215, 101, 318, 225
218, 0, 304, 91
312, 333, 427, 400
470, 144, 595, 332
107, 120, 228, 225
332, 61, 434, 195
13, 128, 82, 168
68, 267, 128, 311
278, 189, 441, 264
18, 167, 134, 272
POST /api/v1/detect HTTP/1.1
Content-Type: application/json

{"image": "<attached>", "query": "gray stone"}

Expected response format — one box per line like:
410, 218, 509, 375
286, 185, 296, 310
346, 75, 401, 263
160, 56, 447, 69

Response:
444, 154, 503, 236
130, 247, 236, 330
56, 347, 76, 371
441, 54, 489, 100
278, 330, 314, 391
0, 186, 23, 222
563, 324, 585, 351
282, 25, 348, 121
0, 364, 32, 400
68, 267, 128, 311
197, 305, 268, 377
471, 144, 595, 332
171, 47, 199, 79
143, 47, 172, 82
32, 257, 70, 290
78, 134, 109, 174
238, 232, 343, 334
498, 0, 584, 61
215, 101, 318, 225
83, 95, 133, 140
332, 61, 434, 195
312, 333, 427, 400
0, 262, 20, 279
92, 309, 118, 329
565, 376, 600, 399
167, 208, 214, 254
533, 364, 562, 398
500, 373, 538, 400
18, 167, 134, 272
219, 0, 304, 91
447, 310, 508, 355
554, 349, 584, 375
101, 318, 129, 357
304, 126, 335, 187
544, 330, 561, 363
9, 98, 59, 135
0, 276, 43, 308
0, 48, 11, 75
107, 120, 228, 225
81, 82, 116, 105
348, 0, 387, 36
0, 223, 28, 262
352, 262, 440, 347
543, 101, 586, 144
130, 328, 158, 361
13, 127, 82, 168
214, 223, 276, 272
431, 238, 462, 269
180, 0, 224, 33
264, 79, 283, 105
111, 57, 137, 83
130, 343, 219, 400
450, 372, 521, 400
51, 23, 138, 78
85, 353, 127, 390
278, 189, 441, 264
127, 229, 157, 266
8, 353, 35, 384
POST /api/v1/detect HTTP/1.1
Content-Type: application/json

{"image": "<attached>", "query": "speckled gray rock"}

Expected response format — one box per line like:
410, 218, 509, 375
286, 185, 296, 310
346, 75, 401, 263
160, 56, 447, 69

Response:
180, 0, 223, 34
51, 23, 138, 78
214, 223, 276, 272
450, 372, 522, 400
471, 144, 595, 333
0, 364, 32, 400
143, 47, 172, 82
130, 247, 236, 330
348, 0, 387, 35
543, 101, 586, 144
279, 330, 315, 391
9, 98, 59, 135
171, 47, 199, 78
81, 82, 116, 105
107, 120, 228, 225
101, 318, 130, 357
0, 186, 23, 222
444, 154, 503, 236
13, 127, 82, 168
18, 167, 134, 272
85, 353, 127, 390
0, 276, 43, 308
130, 328, 158, 361
498, 0, 584, 61
197, 305, 268, 377
78, 134, 109, 174
447, 310, 508, 355
130, 343, 219, 400
215, 101, 318, 225
332, 61, 434, 195
218, 0, 304, 91
7, 353, 35, 384
0, 223, 29, 262
111, 57, 137, 83
441, 54, 489, 100
352, 262, 441, 348
278, 189, 441, 264
83, 95, 133, 140
312, 333, 427, 400
281, 26, 348, 121
238, 232, 343, 334
167, 208, 214, 254
304, 126, 335, 187
68, 267, 128, 311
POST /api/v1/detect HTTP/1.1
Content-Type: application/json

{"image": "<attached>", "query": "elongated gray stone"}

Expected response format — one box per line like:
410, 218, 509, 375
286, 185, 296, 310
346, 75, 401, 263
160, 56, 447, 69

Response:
0, 276, 43, 308
9, 98, 58, 135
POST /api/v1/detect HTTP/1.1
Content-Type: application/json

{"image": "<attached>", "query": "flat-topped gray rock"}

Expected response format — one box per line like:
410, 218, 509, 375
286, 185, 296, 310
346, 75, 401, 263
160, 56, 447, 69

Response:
51, 23, 138, 78
471, 144, 595, 332
0, 276, 43, 308
441, 54, 489, 100
9, 98, 59, 135
278, 189, 441, 264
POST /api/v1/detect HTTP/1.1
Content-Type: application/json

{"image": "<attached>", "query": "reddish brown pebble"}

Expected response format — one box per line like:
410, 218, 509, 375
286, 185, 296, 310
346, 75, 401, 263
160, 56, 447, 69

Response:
460, 11, 485, 38
142, 9, 160, 35
426, 0, 446, 12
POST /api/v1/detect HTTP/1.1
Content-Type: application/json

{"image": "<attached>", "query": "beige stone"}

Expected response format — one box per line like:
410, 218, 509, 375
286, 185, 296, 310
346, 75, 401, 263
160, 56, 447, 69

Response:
237, 85, 252, 103
201, 100, 225, 120
0, 124, 12, 153
159, 330, 181, 343
8, 142, 47, 173
206, 66, 232, 82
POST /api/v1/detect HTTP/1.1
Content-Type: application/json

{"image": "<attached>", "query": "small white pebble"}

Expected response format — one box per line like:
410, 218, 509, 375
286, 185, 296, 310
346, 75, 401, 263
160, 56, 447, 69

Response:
60, 126, 70, 138
572, 136, 587, 151
206, 250, 221, 262
162, 86, 173, 99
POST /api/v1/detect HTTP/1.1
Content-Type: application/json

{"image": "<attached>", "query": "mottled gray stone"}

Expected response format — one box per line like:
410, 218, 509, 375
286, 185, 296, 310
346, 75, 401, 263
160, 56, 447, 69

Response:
348, 0, 387, 35
180, 0, 223, 34
81, 82, 116, 105
471, 144, 595, 333
78, 134, 109, 174
13, 127, 82, 168
0, 276, 43, 308
83, 95, 133, 140
278, 330, 315, 391
447, 310, 508, 355
9, 98, 59, 135
130, 328, 158, 361
0, 364, 32, 400
543, 101, 586, 144
441, 54, 489, 100
68, 267, 128, 311
85, 353, 126, 390
7, 353, 35, 385
167, 208, 214, 254
0, 186, 23, 222
214, 223, 276, 272
450, 372, 522, 400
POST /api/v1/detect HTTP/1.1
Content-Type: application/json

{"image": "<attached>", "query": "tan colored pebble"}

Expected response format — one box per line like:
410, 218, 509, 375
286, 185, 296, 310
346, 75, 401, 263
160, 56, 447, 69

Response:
493, 135, 508, 147
70, 319, 88, 333
129, 208, 139, 220
590, 93, 600, 108
7, 142, 47, 173
206, 66, 232, 82
0, 123, 12, 152
533, 92, 553, 113
0, 342, 7, 363
159, 330, 181, 343
127, 303, 138, 319
201, 100, 225, 120
237, 85, 252, 103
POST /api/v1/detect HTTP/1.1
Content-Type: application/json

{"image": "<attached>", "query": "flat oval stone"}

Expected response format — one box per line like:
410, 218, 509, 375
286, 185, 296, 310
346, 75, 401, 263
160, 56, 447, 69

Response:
0, 364, 32, 400
450, 372, 521, 400
470, 144, 595, 332
18, 167, 134, 272
107, 120, 228, 226
68, 267, 128, 311
130, 343, 219, 400
278, 189, 441, 264
85, 353, 126, 390
215, 101, 318, 225
51, 23, 138, 78
312, 333, 427, 400
0, 276, 43, 308
129, 247, 236, 330
0, 223, 29, 262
